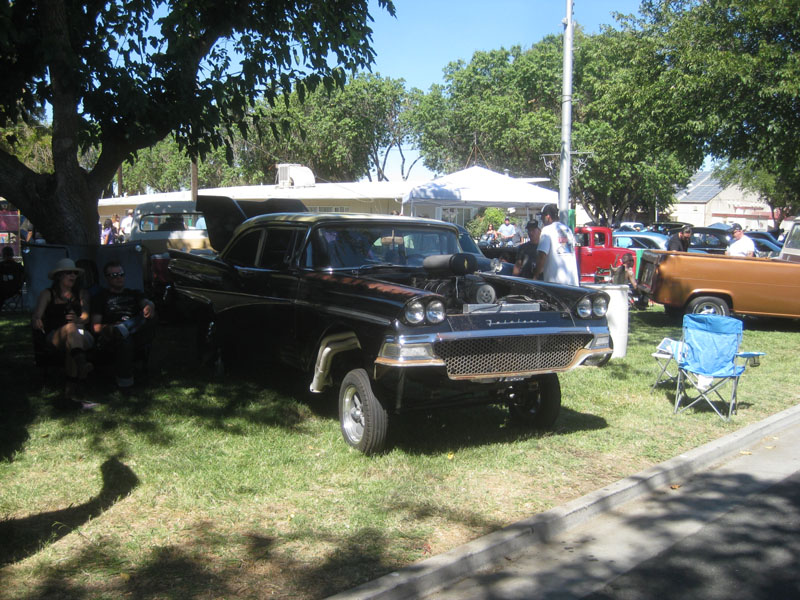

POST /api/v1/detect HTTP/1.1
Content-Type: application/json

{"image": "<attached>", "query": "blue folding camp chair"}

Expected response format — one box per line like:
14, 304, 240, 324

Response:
674, 314, 764, 420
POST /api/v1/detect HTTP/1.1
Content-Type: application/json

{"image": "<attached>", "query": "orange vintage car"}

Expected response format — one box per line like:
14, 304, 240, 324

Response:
637, 249, 800, 319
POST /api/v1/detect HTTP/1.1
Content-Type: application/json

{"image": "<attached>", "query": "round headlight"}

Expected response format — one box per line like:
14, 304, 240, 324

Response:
405, 300, 425, 324
426, 300, 445, 323
576, 297, 593, 319
593, 295, 609, 317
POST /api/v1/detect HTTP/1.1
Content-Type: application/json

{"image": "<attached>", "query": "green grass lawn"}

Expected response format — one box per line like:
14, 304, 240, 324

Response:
1, 308, 798, 600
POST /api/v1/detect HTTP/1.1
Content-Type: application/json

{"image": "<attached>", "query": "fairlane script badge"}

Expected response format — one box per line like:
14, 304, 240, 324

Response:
487, 318, 547, 326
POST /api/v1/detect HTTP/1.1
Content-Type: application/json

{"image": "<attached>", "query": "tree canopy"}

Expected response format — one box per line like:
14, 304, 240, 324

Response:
408, 30, 698, 224
633, 0, 800, 218
115, 72, 416, 193
0, 0, 394, 243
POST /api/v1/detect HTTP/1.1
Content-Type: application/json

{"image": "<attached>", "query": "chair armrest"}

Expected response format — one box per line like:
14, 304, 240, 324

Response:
736, 351, 765, 367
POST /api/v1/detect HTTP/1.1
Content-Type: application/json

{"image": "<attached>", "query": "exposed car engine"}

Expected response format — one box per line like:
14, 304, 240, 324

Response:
411, 253, 563, 312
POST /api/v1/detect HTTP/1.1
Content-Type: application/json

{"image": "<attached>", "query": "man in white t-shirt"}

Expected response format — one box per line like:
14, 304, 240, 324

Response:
531, 204, 580, 286
120, 209, 134, 238
726, 223, 755, 257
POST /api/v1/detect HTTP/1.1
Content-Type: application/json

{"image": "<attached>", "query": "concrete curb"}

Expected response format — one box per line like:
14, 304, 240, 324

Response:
326, 403, 800, 600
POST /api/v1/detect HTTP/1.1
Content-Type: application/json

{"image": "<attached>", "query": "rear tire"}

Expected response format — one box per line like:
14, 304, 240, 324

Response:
339, 369, 389, 454
687, 296, 730, 316
508, 374, 561, 429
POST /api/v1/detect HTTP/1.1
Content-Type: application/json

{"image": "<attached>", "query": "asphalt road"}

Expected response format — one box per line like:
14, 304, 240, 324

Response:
425, 420, 800, 600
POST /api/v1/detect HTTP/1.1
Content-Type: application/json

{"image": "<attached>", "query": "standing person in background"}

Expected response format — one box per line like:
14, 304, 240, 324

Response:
726, 223, 755, 257
101, 218, 116, 245
120, 209, 134, 239
667, 225, 693, 251
31, 258, 96, 409
531, 204, 579, 286
513, 221, 541, 278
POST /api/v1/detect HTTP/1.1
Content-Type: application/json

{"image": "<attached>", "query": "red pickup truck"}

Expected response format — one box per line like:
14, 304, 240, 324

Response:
574, 226, 637, 283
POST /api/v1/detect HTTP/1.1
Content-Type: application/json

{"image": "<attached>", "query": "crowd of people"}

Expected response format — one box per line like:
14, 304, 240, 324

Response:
99, 209, 135, 245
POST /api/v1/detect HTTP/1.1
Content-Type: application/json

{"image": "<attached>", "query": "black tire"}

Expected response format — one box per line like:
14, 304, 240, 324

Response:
339, 369, 389, 455
508, 374, 561, 429
687, 296, 730, 317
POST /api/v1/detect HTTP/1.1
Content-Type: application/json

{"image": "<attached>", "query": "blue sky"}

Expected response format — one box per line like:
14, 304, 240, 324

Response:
362, 0, 644, 179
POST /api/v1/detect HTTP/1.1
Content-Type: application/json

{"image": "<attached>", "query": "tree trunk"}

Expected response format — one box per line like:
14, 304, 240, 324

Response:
9, 0, 106, 245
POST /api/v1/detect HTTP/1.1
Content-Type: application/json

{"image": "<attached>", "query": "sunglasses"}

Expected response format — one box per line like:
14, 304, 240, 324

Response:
63, 270, 79, 276
105, 271, 125, 279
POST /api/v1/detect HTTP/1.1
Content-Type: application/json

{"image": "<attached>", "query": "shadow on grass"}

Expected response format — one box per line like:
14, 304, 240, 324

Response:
8, 493, 503, 600
12, 468, 799, 600
2, 315, 612, 461
0, 456, 139, 567
0, 316, 38, 462
390, 405, 608, 456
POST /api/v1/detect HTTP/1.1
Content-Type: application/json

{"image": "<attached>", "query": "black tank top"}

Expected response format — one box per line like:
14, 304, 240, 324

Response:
42, 288, 82, 334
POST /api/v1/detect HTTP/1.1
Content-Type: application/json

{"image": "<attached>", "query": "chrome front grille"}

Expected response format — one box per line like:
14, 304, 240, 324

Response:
433, 334, 593, 378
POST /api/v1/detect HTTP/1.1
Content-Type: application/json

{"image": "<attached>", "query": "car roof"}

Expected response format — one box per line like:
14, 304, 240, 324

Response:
613, 231, 668, 239
243, 212, 456, 228
691, 226, 731, 234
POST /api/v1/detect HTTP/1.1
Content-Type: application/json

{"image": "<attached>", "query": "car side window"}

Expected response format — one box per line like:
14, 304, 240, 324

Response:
785, 225, 800, 249
706, 234, 724, 249
225, 230, 263, 267
259, 227, 301, 270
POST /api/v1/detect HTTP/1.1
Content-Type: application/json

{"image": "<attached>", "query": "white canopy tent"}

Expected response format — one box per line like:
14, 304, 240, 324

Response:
401, 166, 557, 219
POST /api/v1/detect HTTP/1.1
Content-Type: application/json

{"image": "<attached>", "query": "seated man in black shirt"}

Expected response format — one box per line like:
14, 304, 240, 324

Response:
91, 261, 156, 389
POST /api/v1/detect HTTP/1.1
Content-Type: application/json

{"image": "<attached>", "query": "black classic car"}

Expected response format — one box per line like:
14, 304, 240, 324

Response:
168, 199, 612, 454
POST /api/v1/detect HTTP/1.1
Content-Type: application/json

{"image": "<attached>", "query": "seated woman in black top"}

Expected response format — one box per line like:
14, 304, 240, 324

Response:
32, 258, 96, 409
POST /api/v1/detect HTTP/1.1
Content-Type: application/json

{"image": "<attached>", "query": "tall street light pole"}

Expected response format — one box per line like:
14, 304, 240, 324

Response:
559, 0, 574, 226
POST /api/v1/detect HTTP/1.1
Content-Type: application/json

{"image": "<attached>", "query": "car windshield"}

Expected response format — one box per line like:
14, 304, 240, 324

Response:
312, 224, 460, 268
458, 230, 481, 255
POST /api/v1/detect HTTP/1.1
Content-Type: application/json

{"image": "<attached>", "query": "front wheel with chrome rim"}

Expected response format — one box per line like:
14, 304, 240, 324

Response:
339, 368, 389, 455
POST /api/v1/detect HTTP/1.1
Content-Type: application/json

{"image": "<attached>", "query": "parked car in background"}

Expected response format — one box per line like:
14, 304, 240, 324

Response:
617, 221, 645, 231
168, 205, 613, 454
613, 231, 669, 250
574, 225, 637, 282
647, 221, 691, 236
746, 230, 783, 248
689, 226, 732, 254
746, 234, 781, 258
128, 200, 210, 254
